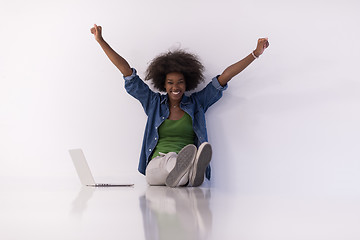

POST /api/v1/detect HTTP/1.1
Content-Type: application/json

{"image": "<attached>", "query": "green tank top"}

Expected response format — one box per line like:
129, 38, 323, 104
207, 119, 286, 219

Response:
151, 112, 195, 159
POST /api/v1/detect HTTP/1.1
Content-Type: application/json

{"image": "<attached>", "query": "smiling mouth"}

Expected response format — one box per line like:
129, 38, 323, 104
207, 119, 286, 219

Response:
172, 91, 181, 95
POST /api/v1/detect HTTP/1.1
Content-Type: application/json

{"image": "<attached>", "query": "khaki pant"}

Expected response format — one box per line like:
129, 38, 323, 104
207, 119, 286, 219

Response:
145, 152, 189, 186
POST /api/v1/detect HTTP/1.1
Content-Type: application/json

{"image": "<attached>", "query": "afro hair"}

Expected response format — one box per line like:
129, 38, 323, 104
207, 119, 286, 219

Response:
145, 49, 205, 92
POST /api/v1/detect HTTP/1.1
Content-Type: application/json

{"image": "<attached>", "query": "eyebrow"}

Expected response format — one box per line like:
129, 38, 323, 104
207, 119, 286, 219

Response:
167, 78, 184, 81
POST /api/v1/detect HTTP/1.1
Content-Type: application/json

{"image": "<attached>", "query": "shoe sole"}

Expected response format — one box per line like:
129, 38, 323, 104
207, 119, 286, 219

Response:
165, 144, 197, 188
191, 143, 212, 187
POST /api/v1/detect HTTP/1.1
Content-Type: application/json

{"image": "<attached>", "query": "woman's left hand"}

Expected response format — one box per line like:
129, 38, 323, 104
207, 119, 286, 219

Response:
254, 38, 269, 57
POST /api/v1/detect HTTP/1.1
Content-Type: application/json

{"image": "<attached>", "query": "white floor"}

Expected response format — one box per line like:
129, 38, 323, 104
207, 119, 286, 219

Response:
1, 176, 360, 240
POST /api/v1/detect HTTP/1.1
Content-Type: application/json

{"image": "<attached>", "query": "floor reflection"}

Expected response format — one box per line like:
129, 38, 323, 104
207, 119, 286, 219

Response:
70, 186, 95, 219
139, 186, 212, 240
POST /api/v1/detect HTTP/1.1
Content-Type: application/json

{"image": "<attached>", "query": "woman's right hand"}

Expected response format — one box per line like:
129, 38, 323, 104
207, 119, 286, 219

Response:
90, 24, 132, 76
90, 24, 103, 43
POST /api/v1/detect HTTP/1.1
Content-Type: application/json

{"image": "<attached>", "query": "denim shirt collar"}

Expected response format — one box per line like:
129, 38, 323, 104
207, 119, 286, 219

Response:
160, 94, 191, 107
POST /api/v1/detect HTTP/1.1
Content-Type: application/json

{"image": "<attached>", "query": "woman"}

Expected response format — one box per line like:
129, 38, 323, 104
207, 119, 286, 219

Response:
91, 24, 269, 187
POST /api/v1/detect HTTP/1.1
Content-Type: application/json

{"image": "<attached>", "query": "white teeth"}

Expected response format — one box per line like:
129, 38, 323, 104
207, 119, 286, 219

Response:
172, 91, 180, 95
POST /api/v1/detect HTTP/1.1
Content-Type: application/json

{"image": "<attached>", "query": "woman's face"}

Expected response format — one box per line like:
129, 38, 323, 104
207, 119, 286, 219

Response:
164, 72, 186, 102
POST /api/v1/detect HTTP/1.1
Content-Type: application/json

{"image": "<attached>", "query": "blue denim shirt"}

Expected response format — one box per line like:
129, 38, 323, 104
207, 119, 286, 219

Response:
124, 69, 227, 180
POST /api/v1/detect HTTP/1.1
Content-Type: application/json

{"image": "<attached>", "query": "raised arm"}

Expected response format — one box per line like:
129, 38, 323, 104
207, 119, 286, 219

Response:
90, 24, 133, 77
217, 38, 269, 86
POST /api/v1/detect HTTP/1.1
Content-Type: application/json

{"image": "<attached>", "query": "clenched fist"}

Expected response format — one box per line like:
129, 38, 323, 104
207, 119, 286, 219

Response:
254, 38, 269, 57
90, 24, 103, 43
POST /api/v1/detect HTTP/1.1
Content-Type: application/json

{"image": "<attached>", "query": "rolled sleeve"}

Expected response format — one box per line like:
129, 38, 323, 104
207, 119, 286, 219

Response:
211, 75, 228, 91
123, 68, 137, 81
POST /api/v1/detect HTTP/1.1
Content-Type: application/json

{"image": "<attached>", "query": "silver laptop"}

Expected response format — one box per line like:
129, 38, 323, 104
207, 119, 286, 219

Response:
69, 148, 134, 187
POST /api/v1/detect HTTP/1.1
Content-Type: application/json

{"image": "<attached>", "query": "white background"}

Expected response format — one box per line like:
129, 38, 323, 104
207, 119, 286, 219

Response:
1, 0, 359, 195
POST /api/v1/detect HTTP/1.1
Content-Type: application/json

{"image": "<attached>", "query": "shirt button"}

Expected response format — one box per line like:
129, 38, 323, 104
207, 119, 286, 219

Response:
149, 149, 152, 152
162, 117, 165, 119
155, 137, 157, 140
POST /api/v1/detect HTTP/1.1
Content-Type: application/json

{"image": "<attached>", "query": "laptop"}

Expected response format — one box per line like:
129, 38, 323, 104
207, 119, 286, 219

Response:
69, 148, 134, 187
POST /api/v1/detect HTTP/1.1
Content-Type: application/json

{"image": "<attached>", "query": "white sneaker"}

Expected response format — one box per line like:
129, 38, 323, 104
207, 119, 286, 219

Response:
165, 144, 197, 188
189, 142, 212, 187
